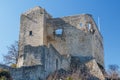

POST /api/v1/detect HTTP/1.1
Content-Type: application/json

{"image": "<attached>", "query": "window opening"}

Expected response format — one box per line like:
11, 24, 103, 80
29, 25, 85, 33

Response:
88, 23, 91, 30
56, 59, 58, 70
80, 23, 82, 27
29, 31, 32, 36
55, 29, 63, 36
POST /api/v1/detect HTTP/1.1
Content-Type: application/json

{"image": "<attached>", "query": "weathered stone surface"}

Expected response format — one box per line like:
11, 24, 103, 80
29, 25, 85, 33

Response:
0, 6, 105, 80
85, 59, 105, 80
0, 44, 70, 80
17, 6, 52, 67
47, 15, 104, 67
0, 64, 45, 80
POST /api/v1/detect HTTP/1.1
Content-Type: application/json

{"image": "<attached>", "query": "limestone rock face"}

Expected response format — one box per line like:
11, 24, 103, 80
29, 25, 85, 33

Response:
85, 59, 105, 80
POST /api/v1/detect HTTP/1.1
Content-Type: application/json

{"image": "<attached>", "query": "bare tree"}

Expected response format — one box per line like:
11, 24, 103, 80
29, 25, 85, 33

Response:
3, 41, 18, 66
107, 64, 120, 79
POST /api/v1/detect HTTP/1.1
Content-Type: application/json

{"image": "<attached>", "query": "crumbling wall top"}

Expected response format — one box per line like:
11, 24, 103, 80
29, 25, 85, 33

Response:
22, 6, 52, 18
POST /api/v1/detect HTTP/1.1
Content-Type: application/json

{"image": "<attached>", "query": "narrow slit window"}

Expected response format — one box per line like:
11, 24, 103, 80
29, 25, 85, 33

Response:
29, 31, 32, 36
56, 59, 58, 70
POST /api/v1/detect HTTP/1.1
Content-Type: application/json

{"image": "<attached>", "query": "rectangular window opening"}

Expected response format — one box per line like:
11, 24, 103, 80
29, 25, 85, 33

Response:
80, 23, 82, 27
29, 31, 32, 36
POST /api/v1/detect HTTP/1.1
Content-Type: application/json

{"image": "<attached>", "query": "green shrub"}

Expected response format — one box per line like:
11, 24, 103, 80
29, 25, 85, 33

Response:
0, 69, 11, 80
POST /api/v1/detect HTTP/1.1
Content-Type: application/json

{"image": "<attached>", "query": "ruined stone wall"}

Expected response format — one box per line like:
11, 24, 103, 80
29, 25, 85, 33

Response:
45, 45, 70, 76
8, 6, 104, 80
17, 44, 70, 78
0, 64, 45, 80
12, 65, 45, 80
47, 14, 104, 66
23, 45, 46, 66
47, 15, 94, 58
88, 17, 104, 67
63, 14, 104, 67
17, 6, 104, 69
0, 44, 70, 80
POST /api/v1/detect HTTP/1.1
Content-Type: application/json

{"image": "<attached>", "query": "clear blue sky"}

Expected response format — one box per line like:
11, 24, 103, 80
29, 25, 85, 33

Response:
0, 0, 120, 69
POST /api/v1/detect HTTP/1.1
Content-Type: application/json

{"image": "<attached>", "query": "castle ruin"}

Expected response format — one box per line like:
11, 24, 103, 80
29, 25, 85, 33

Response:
0, 6, 105, 80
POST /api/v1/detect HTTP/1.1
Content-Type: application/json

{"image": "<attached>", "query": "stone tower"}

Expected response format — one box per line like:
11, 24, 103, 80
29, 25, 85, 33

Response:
17, 6, 51, 67
17, 6, 104, 69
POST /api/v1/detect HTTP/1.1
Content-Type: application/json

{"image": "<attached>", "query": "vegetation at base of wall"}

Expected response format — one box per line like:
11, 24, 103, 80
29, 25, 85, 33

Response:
10, 64, 17, 68
0, 69, 11, 80
66, 77, 73, 80
0, 76, 7, 80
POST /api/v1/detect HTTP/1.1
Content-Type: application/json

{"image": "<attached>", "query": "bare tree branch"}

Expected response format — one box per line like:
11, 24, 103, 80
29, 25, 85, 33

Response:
3, 41, 18, 65
107, 64, 120, 79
